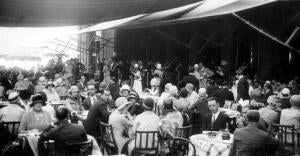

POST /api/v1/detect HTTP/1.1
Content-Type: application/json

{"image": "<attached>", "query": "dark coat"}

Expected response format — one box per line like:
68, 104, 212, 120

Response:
76, 82, 86, 91
216, 88, 234, 108
82, 96, 94, 110
237, 76, 250, 101
179, 74, 199, 91
202, 111, 230, 131
84, 99, 110, 137
39, 121, 88, 156
229, 124, 280, 156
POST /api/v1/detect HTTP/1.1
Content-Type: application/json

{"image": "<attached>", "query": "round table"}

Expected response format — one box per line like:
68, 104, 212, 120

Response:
189, 131, 233, 156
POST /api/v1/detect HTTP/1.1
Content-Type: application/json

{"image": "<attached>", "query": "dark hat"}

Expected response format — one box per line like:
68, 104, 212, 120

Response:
143, 98, 154, 110
30, 94, 46, 107
163, 98, 174, 110
128, 92, 139, 100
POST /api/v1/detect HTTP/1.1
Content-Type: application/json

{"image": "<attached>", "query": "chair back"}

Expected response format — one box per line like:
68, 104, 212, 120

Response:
168, 137, 196, 156
181, 112, 190, 126
271, 123, 295, 146
98, 121, 118, 154
1, 121, 20, 137
188, 111, 202, 134
175, 125, 192, 139
134, 131, 159, 155
65, 139, 93, 156
235, 140, 267, 156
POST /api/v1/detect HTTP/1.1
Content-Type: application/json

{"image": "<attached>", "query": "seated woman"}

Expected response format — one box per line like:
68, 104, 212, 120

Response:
160, 97, 183, 130
174, 88, 189, 112
108, 97, 133, 154
19, 94, 52, 132
43, 81, 60, 102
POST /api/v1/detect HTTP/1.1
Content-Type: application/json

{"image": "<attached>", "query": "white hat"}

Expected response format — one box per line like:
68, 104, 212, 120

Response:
165, 83, 172, 92
169, 86, 178, 96
156, 63, 162, 70
115, 97, 132, 110
8, 92, 19, 102
198, 88, 207, 97
38, 76, 47, 85
134, 64, 139, 68
150, 78, 160, 86
120, 85, 131, 93
280, 88, 291, 97
194, 64, 199, 68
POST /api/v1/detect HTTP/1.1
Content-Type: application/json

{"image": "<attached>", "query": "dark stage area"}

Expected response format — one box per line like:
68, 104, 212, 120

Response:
116, 1, 300, 81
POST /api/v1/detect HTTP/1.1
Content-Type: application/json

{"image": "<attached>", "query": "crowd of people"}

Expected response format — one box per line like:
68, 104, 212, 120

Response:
0, 56, 300, 156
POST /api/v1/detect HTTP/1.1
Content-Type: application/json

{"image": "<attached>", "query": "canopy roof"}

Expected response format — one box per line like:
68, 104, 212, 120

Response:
77, 0, 277, 33
0, 0, 198, 27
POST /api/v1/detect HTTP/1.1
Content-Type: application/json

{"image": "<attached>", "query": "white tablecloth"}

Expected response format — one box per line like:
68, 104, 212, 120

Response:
189, 132, 233, 156
19, 133, 101, 156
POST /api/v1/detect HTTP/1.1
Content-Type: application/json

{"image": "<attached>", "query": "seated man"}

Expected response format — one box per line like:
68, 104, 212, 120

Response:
161, 97, 183, 129
202, 97, 231, 131
229, 110, 281, 156
82, 84, 98, 110
127, 98, 160, 155
39, 107, 88, 156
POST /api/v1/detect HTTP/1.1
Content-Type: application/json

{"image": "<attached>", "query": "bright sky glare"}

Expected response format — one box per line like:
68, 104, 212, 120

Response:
0, 26, 79, 70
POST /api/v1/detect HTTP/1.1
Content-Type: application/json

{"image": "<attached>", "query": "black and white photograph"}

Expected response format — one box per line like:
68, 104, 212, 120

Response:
0, 0, 300, 156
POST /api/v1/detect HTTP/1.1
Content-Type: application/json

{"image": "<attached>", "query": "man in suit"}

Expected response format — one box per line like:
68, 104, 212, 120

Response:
39, 107, 88, 156
236, 72, 250, 101
179, 67, 199, 91
82, 84, 98, 110
76, 75, 86, 91
84, 89, 111, 137
229, 110, 281, 156
202, 97, 231, 131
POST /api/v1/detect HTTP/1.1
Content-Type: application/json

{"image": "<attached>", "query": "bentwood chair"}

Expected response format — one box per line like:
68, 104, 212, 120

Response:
188, 111, 202, 134
271, 123, 296, 155
66, 139, 93, 156
234, 140, 268, 156
98, 121, 118, 155
1, 121, 20, 139
168, 137, 196, 156
134, 131, 159, 156
175, 125, 192, 139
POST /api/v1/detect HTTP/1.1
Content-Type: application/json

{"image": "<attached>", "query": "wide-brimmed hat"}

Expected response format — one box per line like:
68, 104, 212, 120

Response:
8, 92, 19, 103
30, 94, 46, 107
143, 98, 154, 110
120, 85, 131, 93
185, 83, 194, 92
115, 97, 132, 111
38, 76, 47, 85
128, 92, 139, 101
45, 81, 55, 88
